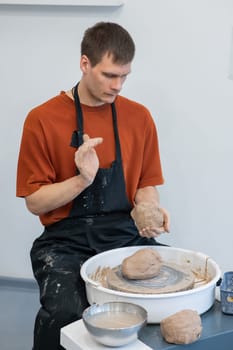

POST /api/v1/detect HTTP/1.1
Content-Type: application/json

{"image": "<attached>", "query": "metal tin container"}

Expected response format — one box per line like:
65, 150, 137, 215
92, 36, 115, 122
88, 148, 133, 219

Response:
220, 271, 233, 315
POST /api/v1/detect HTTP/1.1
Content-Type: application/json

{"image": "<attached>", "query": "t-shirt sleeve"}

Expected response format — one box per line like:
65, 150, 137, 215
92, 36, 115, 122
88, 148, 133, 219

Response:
137, 111, 164, 188
16, 110, 56, 197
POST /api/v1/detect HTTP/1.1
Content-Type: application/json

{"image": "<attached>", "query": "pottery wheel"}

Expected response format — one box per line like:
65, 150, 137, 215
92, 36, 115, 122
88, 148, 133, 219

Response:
106, 264, 195, 294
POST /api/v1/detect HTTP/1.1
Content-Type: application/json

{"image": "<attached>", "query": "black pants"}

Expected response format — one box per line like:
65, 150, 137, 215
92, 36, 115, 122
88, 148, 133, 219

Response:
30, 215, 162, 350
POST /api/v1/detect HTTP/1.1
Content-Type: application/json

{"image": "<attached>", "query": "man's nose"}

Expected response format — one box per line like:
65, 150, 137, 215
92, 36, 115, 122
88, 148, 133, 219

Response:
111, 77, 123, 92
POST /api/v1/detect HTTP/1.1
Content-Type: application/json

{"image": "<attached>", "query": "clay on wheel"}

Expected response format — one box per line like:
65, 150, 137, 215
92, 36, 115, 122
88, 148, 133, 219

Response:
121, 248, 162, 280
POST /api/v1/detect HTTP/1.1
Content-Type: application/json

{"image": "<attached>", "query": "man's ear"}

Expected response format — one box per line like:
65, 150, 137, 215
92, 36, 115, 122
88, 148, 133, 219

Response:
80, 55, 90, 74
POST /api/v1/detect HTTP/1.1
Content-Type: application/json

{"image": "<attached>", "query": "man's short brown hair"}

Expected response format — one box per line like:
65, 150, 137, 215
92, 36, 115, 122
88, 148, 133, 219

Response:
81, 22, 135, 67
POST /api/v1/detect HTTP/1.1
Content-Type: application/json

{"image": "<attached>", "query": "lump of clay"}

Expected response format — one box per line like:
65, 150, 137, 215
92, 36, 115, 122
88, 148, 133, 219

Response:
131, 202, 164, 232
121, 248, 162, 280
160, 309, 202, 345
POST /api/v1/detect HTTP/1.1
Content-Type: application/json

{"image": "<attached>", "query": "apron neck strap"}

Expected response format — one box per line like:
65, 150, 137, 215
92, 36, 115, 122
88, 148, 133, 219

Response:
111, 102, 122, 162
71, 82, 122, 162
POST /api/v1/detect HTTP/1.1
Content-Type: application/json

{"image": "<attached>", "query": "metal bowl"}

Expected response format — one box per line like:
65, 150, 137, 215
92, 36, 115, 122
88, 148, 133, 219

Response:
82, 301, 147, 347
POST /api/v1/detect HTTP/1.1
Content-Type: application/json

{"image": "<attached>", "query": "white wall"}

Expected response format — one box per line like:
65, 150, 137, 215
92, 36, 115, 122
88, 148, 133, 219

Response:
0, 0, 233, 279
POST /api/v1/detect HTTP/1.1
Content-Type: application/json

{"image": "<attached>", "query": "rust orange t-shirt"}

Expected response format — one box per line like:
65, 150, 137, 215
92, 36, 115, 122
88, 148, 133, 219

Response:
16, 92, 164, 226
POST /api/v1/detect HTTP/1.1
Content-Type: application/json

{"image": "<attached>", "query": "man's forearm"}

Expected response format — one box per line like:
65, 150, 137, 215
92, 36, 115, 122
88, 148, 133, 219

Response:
134, 186, 160, 207
25, 175, 90, 216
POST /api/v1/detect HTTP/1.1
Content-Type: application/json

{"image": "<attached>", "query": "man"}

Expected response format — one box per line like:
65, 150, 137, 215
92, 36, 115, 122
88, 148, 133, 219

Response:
16, 22, 170, 350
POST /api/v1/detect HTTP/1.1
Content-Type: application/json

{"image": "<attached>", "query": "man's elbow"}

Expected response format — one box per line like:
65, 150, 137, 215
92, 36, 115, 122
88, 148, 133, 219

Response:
25, 195, 43, 216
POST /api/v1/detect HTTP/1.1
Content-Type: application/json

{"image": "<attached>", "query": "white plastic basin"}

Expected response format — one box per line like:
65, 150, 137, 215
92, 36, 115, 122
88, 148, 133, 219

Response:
80, 246, 221, 323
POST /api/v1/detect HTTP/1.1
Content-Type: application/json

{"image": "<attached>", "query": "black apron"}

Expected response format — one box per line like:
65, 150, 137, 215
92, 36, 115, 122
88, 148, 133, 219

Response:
68, 82, 150, 251
70, 82, 132, 217
30, 84, 157, 350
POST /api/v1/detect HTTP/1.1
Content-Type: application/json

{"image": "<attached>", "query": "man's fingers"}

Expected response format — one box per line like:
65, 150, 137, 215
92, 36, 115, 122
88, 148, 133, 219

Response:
160, 207, 170, 233
82, 134, 103, 148
83, 134, 90, 142
86, 137, 103, 148
139, 225, 166, 238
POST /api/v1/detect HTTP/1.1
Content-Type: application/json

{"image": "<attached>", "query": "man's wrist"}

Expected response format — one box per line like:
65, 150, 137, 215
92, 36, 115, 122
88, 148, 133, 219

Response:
78, 173, 93, 189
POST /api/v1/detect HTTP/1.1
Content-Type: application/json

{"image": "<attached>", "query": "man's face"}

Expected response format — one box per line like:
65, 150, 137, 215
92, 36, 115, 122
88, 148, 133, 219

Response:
80, 53, 132, 105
